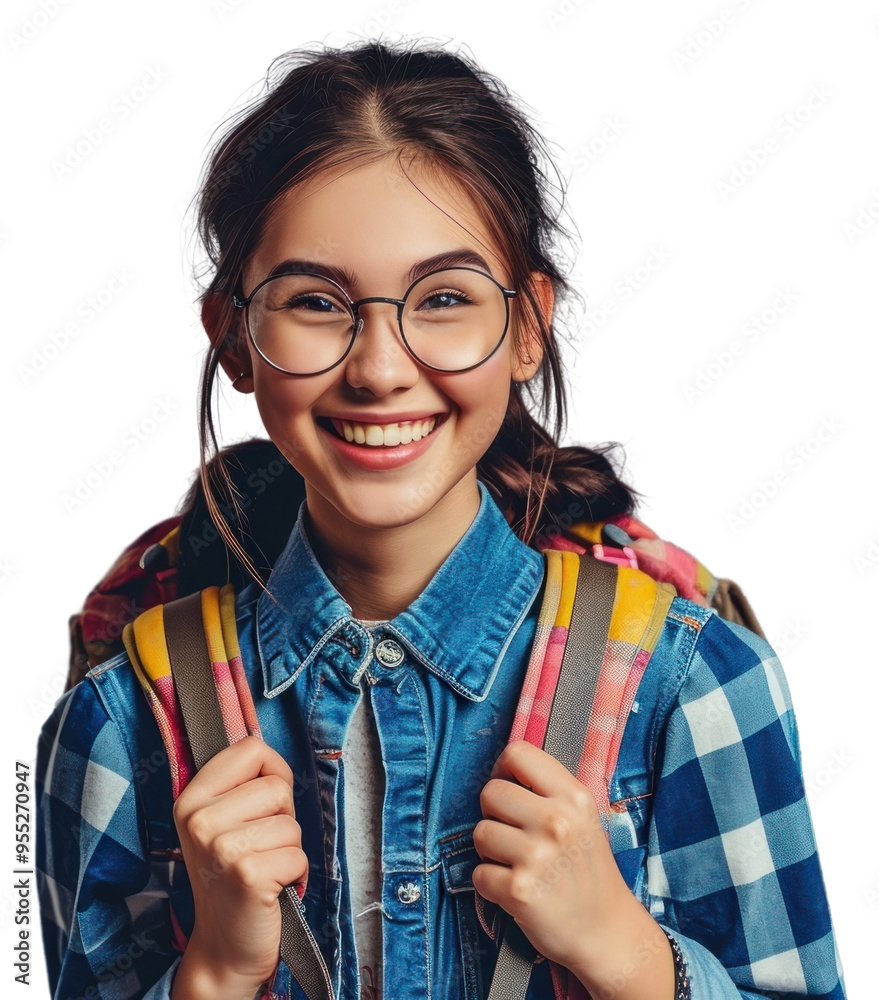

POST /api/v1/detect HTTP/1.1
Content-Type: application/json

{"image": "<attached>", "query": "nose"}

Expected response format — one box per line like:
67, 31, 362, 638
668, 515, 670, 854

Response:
343, 301, 420, 395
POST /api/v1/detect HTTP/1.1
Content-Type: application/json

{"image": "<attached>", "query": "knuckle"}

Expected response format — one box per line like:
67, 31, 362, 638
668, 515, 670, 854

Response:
171, 797, 187, 825
542, 810, 571, 841
215, 829, 248, 863
234, 856, 260, 890
509, 872, 532, 906
185, 808, 211, 843
258, 887, 281, 909
281, 814, 302, 844
293, 845, 309, 877
230, 734, 258, 757
572, 786, 594, 814
212, 830, 233, 858
531, 841, 554, 868
268, 773, 293, 807
480, 778, 501, 805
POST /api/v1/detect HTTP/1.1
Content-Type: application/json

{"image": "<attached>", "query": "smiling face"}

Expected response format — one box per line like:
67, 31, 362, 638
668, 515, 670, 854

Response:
212, 153, 551, 546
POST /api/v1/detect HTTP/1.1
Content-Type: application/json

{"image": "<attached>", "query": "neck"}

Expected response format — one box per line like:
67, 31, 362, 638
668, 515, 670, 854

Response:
303, 476, 482, 621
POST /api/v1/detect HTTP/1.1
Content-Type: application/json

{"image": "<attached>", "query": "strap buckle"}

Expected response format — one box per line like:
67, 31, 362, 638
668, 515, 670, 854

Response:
592, 543, 638, 569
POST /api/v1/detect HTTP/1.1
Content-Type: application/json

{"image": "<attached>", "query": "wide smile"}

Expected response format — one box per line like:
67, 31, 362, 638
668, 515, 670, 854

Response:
315, 412, 450, 471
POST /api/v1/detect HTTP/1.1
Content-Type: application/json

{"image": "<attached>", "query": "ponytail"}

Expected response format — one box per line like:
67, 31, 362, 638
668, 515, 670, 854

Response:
478, 388, 642, 551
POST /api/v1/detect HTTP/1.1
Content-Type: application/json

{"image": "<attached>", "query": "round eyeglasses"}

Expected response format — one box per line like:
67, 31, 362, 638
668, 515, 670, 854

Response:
232, 266, 518, 376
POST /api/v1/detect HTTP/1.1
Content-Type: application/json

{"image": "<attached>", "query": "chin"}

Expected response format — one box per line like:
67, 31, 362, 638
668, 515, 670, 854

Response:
339, 486, 439, 530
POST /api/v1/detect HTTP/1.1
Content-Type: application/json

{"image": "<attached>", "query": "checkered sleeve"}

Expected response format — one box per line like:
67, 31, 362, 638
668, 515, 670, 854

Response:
645, 613, 846, 998
36, 675, 181, 1000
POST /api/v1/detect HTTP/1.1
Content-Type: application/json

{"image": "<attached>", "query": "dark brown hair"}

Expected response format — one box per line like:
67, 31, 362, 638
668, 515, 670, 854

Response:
188, 37, 641, 600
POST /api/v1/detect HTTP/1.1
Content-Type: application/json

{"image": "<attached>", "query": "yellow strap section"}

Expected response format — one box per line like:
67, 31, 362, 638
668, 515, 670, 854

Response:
644, 580, 676, 653
536, 550, 564, 629
218, 583, 242, 660
157, 524, 180, 567
609, 566, 655, 645
130, 604, 172, 682
122, 621, 154, 696
556, 550, 581, 627
200, 586, 226, 665
610, 566, 676, 651
695, 560, 714, 599
567, 521, 604, 546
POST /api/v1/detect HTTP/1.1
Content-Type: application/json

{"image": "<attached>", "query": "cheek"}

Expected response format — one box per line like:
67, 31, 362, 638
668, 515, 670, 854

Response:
448, 364, 513, 441
254, 369, 322, 423
252, 377, 326, 463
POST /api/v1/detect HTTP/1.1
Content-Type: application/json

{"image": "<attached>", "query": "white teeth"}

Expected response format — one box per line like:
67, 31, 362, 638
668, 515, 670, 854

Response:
382, 424, 402, 446
334, 417, 438, 447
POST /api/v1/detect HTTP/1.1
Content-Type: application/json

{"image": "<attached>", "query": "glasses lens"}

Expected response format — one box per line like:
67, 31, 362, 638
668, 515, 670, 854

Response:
247, 273, 354, 375
402, 268, 508, 370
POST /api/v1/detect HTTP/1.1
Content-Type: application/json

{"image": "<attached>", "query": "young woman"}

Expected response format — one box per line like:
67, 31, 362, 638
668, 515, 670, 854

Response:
36, 38, 846, 1000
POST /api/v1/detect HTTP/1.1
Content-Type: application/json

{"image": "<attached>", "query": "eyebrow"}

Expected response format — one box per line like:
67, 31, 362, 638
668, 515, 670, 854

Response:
260, 248, 496, 291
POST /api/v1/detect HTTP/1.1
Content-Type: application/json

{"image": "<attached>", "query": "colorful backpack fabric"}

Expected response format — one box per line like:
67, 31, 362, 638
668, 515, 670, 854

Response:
67, 438, 764, 999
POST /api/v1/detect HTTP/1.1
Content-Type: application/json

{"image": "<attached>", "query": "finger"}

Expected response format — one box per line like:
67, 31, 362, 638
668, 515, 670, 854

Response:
217, 845, 310, 899
177, 736, 295, 811
182, 774, 296, 842
264, 846, 310, 896
490, 741, 572, 798
217, 773, 297, 822
213, 814, 302, 863
479, 777, 536, 827
472, 859, 521, 909
473, 818, 530, 867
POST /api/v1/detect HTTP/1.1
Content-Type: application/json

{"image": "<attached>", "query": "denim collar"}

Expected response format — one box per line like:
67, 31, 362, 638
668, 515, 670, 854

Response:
256, 480, 545, 702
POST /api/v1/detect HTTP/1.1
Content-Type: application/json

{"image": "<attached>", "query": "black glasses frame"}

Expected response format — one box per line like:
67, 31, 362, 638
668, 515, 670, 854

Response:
232, 265, 518, 376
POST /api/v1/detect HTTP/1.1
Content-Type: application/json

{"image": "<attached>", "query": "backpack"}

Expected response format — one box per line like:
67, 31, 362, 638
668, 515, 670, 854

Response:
70, 439, 764, 1000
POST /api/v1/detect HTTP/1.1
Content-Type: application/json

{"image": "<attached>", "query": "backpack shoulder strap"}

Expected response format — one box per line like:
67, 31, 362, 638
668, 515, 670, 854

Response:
511, 550, 675, 815
122, 585, 336, 1000
485, 550, 676, 1000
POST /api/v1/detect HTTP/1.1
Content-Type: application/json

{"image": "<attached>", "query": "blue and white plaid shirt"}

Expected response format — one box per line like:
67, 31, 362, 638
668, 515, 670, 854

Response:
36, 482, 847, 999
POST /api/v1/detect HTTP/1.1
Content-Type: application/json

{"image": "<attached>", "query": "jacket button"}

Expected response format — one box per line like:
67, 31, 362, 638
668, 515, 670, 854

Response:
397, 880, 421, 904
375, 638, 405, 668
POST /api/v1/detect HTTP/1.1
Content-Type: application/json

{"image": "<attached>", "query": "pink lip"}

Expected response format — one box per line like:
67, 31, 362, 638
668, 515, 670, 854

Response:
322, 409, 447, 423
318, 414, 446, 471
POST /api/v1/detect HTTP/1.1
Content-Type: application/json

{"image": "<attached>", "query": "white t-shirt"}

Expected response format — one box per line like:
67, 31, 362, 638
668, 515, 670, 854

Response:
343, 621, 386, 998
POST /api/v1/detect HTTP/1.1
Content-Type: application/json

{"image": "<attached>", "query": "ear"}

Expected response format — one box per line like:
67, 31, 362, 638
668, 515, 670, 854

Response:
202, 293, 253, 391
511, 271, 553, 383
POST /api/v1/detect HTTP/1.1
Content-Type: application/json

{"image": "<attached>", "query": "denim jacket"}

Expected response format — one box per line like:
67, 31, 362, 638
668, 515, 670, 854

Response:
36, 480, 846, 1000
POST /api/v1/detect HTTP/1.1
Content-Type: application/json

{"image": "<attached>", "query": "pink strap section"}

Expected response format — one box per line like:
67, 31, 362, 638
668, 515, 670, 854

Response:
508, 549, 564, 744
201, 586, 248, 744
219, 584, 262, 739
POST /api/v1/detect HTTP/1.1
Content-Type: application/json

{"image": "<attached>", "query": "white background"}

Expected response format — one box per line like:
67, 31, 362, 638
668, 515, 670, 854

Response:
2, 0, 876, 995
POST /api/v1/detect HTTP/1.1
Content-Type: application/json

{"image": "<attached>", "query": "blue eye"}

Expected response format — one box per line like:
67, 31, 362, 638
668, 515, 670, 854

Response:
284, 294, 346, 313
418, 289, 474, 310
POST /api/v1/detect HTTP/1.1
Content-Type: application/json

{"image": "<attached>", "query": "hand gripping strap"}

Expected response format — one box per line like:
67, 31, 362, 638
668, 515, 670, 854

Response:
124, 584, 335, 1000
485, 552, 675, 1000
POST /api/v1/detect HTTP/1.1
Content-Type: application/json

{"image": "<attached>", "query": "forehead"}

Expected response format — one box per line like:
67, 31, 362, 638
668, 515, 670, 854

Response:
245, 155, 510, 291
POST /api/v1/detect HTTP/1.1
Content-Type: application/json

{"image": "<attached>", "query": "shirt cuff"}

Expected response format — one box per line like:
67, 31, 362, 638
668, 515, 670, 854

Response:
657, 924, 748, 999
142, 954, 183, 1000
